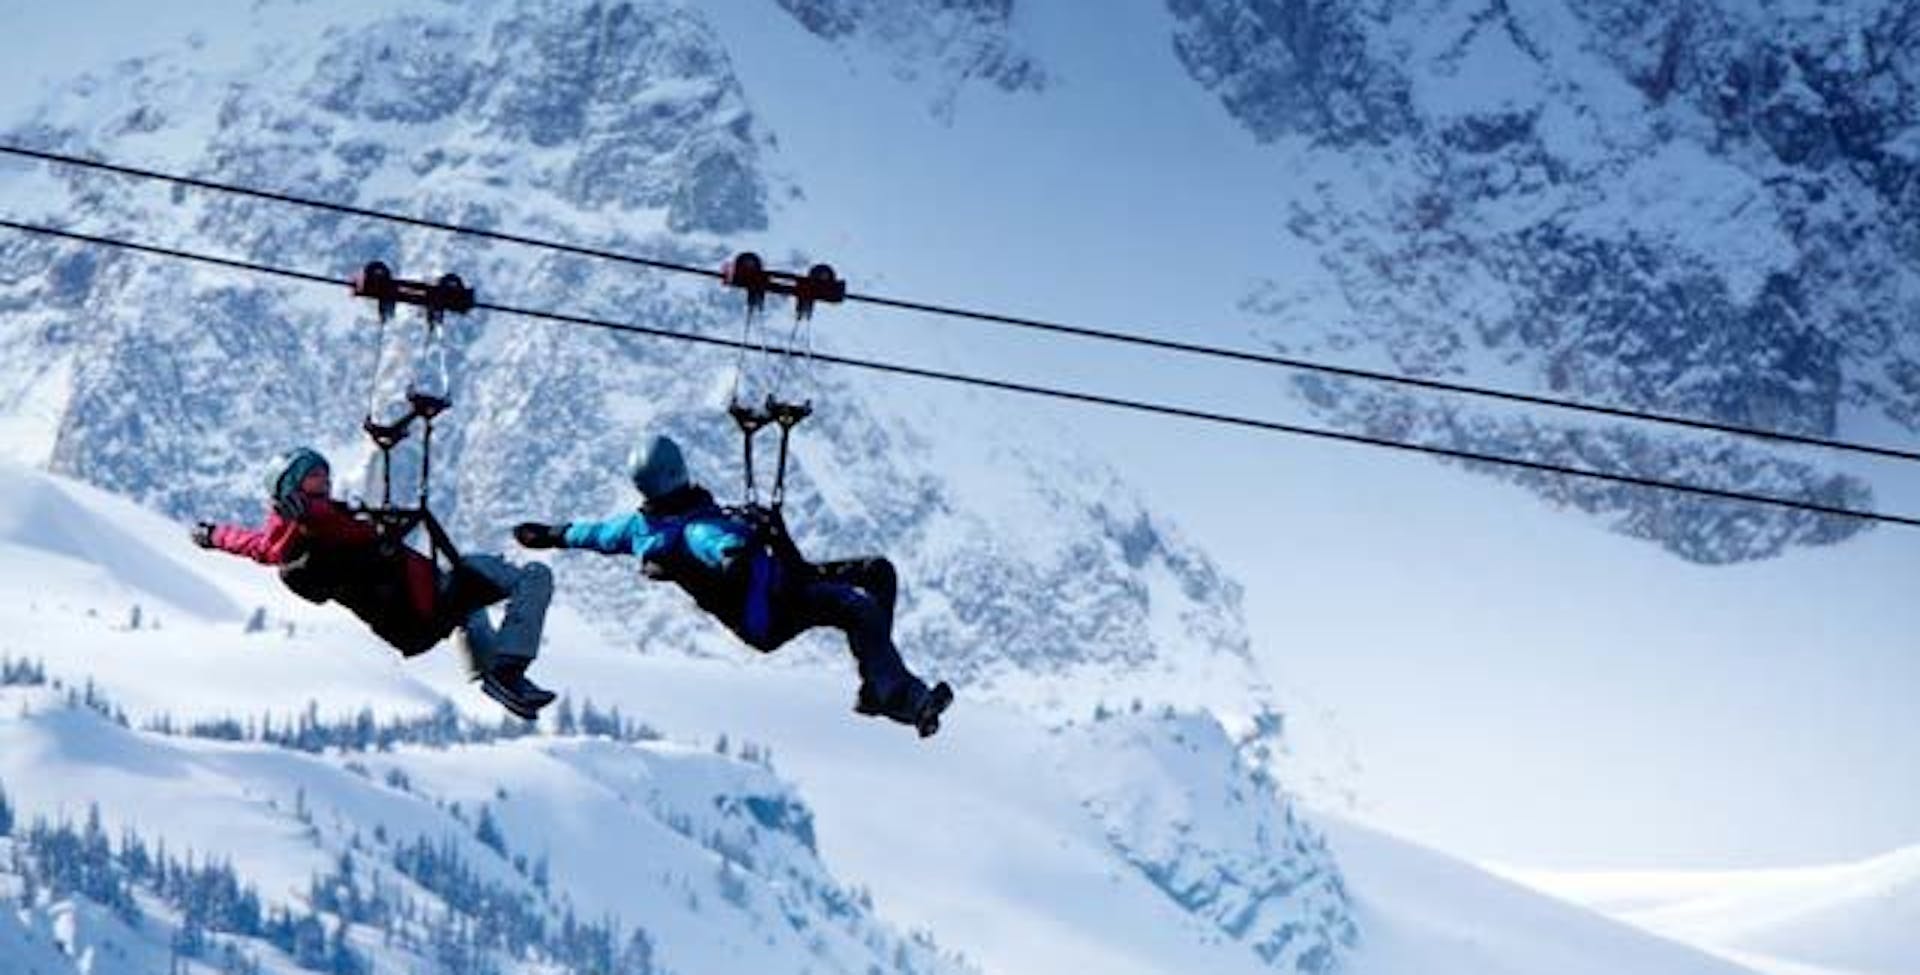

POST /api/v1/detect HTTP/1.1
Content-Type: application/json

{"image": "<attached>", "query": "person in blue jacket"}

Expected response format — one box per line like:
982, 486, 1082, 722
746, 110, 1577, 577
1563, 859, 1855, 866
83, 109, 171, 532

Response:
513, 434, 953, 737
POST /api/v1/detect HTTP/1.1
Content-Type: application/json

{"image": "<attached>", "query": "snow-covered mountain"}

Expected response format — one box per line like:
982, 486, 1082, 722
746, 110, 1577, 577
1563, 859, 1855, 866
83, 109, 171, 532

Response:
771, 0, 1046, 122
1168, 0, 1919, 563
0, 0, 1264, 725
0, 1, 1910, 972
0, 459, 1783, 975
2, 0, 1907, 742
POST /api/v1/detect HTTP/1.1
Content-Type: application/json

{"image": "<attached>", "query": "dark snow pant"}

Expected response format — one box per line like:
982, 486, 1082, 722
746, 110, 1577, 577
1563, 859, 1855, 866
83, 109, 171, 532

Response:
768, 557, 925, 713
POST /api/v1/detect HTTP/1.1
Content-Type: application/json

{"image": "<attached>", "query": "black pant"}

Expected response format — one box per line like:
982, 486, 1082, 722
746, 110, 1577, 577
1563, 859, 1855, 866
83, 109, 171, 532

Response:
768, 557, 921, 705
811, 558, 897, 618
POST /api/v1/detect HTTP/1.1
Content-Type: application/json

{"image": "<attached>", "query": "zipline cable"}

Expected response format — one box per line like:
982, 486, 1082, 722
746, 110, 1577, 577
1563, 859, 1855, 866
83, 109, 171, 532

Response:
3, 217, 1914, 530
0, 144, 719, 281
4, 142, 1915, 465
841, 290, 1920, 465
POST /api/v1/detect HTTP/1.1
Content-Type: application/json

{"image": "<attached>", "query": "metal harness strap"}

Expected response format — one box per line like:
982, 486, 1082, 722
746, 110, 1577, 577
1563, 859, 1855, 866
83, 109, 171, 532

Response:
719, 252, 842, 515
350, 261, 475, 569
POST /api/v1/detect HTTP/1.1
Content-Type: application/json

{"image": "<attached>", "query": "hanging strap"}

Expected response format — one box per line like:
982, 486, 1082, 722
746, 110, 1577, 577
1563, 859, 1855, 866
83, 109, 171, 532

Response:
726, 395, 812, 512
719, 253, 840, 513
768, 399, 811, 509
349, 261, 473, 571
729, 399, 774, 506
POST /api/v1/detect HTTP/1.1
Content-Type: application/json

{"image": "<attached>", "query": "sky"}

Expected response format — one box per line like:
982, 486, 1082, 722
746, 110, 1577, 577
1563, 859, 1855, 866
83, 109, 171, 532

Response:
2, 0, 1916, 871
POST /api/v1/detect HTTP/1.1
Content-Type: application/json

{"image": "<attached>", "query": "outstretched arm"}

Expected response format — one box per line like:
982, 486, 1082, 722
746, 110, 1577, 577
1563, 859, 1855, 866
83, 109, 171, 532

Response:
195, 498, 372, 565
515, 514, 655, 556
564, 513, 654, 555
202, 513, 303, 565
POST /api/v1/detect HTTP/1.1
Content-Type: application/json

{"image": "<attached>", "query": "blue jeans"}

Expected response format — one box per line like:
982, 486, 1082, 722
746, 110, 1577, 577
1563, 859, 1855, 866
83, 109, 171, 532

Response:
456, 554, 553, 677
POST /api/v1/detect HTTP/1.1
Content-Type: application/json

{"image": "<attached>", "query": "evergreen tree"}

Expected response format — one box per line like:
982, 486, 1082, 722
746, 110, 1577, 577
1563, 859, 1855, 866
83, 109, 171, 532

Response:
475, 805, 506, 858
1, 656, 46, 686
621, 927, 656, 974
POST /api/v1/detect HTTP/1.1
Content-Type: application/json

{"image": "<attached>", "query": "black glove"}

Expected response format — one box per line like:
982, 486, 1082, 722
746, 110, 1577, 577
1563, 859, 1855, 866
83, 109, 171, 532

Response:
190, 522, 216, 549
272, 491, 309, 521
513, 521, 566, 549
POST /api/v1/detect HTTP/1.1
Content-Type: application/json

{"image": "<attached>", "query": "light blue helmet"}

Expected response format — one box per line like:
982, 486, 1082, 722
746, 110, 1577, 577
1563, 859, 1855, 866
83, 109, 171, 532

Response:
266, 447, 329, 506
626, 435, 690, 499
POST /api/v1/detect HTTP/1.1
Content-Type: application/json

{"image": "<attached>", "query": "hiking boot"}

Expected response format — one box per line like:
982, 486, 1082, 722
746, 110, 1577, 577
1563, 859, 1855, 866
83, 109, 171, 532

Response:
912, 682, 954, 739
853, 682, 891, 717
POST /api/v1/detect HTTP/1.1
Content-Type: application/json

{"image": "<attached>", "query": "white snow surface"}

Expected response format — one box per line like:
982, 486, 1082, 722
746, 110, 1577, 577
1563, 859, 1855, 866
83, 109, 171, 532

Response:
1327, 819, 1768, 975
1508, 849, 1920, 975
0, 457, 244, 621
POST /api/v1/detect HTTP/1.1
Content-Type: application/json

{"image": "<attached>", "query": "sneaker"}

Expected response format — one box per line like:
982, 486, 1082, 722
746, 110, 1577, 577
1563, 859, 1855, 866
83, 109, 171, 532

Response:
481, 660, 555, 721
481, 672, 540, 720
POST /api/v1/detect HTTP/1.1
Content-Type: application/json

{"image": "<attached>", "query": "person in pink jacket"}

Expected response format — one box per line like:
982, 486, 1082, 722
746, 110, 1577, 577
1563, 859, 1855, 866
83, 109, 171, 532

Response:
192, 447, 556, 719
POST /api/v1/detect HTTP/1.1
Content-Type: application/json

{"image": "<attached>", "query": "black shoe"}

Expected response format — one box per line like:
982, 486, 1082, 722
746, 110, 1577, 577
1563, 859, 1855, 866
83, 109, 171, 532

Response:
853, 682, 889, 717
501, 659, 557, 707
481, 661, 554, 721
913, 682, 954, 739
854, 680, 920, 720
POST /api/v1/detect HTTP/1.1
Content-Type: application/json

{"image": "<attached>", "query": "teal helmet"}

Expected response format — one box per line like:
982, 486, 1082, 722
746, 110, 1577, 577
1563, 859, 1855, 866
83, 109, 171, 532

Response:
266, 447, 330, 506
626, 435, 689, 499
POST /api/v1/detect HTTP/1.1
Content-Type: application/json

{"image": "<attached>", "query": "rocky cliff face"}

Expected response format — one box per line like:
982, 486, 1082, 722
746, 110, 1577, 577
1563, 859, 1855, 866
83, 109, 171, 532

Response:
1063, 710, 1358, 975
773, 0, 1045, 120
1169, 0, 1919, 562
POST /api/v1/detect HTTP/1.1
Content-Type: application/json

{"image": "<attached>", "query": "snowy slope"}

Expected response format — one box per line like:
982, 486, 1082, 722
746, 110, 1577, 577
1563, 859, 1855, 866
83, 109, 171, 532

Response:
0, 444, 1780, 975
0, 454, 243, 621
514, 640, 1779, 975
0, 688, 978, 975
1510, 849, 1920, 975
0, 460, 1354, 975
1325, 819, 1765, 975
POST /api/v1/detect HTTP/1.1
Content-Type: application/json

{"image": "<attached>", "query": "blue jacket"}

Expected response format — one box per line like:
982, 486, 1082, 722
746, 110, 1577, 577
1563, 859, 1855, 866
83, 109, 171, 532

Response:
559, 491, 752, 576
559, 487, 786, 649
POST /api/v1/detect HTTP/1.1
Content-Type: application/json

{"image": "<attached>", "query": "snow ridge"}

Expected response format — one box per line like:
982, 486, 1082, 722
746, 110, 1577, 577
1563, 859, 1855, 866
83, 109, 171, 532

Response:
1065, 709, 1358, 974
0, 679, 975, 975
